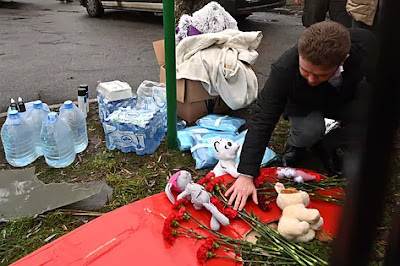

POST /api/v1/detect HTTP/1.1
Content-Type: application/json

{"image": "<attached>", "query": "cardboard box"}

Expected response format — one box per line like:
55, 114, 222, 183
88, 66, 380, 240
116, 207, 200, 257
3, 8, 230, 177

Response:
153, 40, 229, 123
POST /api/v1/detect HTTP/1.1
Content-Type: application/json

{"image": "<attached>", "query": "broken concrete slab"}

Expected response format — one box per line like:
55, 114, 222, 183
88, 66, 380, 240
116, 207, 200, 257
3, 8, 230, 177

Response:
64, 180, 113, 211
0, 167, 104, 222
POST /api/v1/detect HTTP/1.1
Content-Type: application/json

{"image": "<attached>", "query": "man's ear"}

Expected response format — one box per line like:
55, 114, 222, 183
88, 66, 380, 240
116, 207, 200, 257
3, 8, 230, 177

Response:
214, 141, 220, 152
340, 54, 350, 66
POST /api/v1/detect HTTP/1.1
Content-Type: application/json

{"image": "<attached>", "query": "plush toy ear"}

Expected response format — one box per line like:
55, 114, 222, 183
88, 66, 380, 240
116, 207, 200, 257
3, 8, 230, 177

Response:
165, 183, 176, 204
275, 182, 285, 193
214, 140, 220, 153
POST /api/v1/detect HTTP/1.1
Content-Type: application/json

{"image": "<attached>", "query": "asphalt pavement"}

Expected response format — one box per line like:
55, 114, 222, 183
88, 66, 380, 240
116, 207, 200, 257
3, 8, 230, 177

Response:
0, 0, 303, 112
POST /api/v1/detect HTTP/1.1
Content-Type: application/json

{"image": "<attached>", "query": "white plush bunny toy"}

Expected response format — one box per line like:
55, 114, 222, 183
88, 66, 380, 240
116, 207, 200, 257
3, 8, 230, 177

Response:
274, 182, 324, 242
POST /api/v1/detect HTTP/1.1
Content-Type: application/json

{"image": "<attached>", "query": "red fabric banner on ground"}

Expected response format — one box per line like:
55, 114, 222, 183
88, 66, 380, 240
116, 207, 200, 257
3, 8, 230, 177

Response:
13, 168, 343, 266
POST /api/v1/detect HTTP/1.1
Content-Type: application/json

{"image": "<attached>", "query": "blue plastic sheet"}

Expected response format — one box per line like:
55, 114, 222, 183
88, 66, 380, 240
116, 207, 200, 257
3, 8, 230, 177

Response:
233, 130, 276, 165
196, 114, 245, 132
177, 126, 237, 152
190, 133, 237, 169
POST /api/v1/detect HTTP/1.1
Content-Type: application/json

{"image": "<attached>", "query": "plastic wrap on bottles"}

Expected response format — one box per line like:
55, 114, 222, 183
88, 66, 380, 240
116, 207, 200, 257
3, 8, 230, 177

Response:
136, 80, 167, 130
97, 92, 137, 123
103, 107, 165, 155
177, 126, 237, 152
233, 130, 277, 165
196, 114, 245, 132
96, 80, 134, 101
177, 120, 187, 131
190, 133, 236, 169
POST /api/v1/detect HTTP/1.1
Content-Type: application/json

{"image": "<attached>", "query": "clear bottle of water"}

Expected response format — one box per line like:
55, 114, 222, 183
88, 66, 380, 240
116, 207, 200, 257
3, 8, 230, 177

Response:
1, 110, 37, 167
59, 100, 88, 153
25, 100, 50, 156
41, 112, 76, 168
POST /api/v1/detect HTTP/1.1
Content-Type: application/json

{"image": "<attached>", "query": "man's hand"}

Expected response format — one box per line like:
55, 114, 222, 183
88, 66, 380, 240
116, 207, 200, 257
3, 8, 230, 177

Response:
224, 175, 258, 211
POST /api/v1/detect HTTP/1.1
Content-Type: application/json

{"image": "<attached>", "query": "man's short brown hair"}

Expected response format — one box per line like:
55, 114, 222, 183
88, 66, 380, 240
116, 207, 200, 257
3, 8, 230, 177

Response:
298, 21, 351, 68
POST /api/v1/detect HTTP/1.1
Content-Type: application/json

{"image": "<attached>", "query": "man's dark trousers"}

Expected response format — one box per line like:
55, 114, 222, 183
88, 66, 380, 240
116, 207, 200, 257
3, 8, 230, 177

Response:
287, 79, 367, 151
303, 0, 352, 28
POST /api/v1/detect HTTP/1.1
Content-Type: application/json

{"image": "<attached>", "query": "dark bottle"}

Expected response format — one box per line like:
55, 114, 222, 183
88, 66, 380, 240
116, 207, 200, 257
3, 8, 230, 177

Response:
80, 84, 89, 114
10, 98, 17, 111
17, 97, 26, 112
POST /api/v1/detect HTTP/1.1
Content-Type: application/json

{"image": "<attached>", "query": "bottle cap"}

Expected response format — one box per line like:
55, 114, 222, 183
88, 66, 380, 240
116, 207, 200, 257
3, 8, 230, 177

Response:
78, 88, 86, 96
10, 98, 15, 104
33, 100, 43, 109
80, 84, 89, 92
18, 97, 23, 103
46, 112, 58, 124
63, 100, 73, 109
8, 110, 18, 118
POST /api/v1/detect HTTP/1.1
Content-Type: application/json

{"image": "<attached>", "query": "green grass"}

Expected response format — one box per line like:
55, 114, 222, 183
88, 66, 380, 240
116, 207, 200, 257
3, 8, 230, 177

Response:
0, 105, 399, 265
0, 211, 76, 265
0, 106, 208, 265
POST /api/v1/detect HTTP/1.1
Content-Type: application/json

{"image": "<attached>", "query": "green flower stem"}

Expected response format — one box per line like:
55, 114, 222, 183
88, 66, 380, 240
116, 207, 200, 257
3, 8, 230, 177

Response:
237, 214, 309, 266
238, 211, 327, 266
217, 190, 229, 202
187, 211, 281, 253
222, 247, 294, 261
176, 231, 202, 239
178, 225, 206, 239
307, 192, 343, 204
213, 254, 298, 265
186, 198, 327, 265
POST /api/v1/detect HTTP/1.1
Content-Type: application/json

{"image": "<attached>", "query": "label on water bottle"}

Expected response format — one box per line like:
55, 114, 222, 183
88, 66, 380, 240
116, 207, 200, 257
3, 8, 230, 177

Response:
77, 126, 86, 136
107, 131, 145, 151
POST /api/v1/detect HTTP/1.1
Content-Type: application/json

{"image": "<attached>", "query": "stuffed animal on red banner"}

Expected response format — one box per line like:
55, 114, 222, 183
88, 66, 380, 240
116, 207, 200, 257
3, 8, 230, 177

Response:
165, 170, 230, 231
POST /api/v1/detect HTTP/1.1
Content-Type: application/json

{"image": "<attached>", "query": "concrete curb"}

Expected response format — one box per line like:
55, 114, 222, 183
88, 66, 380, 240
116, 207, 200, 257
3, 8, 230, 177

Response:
269, 7, 303, 16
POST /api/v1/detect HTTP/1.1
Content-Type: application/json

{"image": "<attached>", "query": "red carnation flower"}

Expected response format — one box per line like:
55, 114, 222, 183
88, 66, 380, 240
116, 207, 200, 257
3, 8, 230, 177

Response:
253, 175, 265, 188
197, 245, 209, 264
210, 197, 225, 210
223, 207, 238, 219
197, 238, 216, 264
162, 213, 177, 245
204, 237, 214, 249
198, 172, 215, 185
210, 196, 220, 205
205, 176, 224, 192
176, 207, 187, 221
172, 198, 188, 209
257, 194, 271, 212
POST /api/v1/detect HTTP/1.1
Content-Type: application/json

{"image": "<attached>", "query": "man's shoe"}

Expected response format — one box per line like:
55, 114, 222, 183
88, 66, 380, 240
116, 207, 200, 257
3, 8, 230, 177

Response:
312, 142, 343, 176
282, 145, 305, 167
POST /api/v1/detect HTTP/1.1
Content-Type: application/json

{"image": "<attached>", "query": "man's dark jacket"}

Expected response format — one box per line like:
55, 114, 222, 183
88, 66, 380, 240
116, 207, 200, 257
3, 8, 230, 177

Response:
237, 28, 375, 178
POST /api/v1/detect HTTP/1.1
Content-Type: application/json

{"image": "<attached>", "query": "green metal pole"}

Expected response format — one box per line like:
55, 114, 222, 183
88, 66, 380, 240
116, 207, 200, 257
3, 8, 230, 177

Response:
163, 0, 177, 149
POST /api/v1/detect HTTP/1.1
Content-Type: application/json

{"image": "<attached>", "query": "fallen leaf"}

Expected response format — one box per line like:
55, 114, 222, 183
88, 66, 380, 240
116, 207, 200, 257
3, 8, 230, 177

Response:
61, 224, 68, 231
245, 230, 260, 244
147, 162, 156, 168
315, 229, 334, 242
44, 234, 57, 242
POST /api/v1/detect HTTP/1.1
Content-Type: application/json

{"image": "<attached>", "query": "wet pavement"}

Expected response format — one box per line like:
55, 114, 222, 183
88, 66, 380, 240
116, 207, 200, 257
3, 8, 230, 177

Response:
0, 0, 303, 112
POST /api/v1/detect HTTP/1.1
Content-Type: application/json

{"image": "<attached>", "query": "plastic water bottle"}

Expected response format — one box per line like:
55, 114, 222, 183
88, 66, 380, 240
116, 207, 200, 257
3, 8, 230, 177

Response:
25, 100, 50, 156
41, 112, 76, 168
1, 110, 37, 167
59, 100, 88, 153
